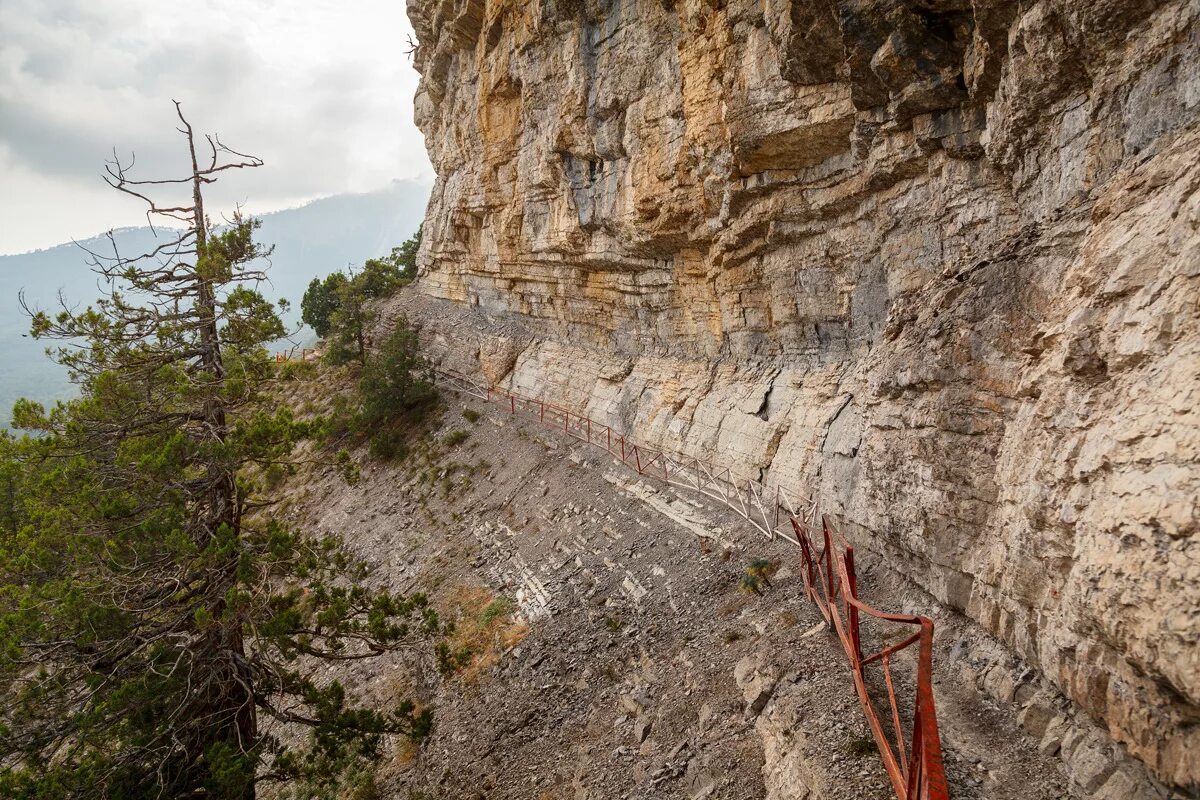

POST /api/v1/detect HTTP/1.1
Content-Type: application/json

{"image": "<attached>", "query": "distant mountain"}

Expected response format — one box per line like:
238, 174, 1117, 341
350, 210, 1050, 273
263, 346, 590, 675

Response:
0, 179, 431, 426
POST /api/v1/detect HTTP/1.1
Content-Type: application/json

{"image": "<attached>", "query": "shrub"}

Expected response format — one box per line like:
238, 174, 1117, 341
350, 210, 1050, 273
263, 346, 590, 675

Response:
442, 429, 469, 447
436, 642, 472, 677
264, 462, 289, 488
280, 764, 382, 800
357, 321, 438, 429
336, 449, 360, 485
738, 574, 763, 596
747, 558, 776, 587
278, 358, 318, 382
740, 559, 776, 595
480, 597, 513, 625
436, 586, 528, 684
462, 408, 481, 424
368, 430, 410, 462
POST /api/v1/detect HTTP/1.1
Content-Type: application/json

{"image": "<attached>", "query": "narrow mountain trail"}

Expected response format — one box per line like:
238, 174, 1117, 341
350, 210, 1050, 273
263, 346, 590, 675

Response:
278, 370, 1077, 799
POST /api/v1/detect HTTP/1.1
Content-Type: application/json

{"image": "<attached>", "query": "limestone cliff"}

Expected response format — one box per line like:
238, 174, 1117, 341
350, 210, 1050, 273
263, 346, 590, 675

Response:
405, 0, 1199, 789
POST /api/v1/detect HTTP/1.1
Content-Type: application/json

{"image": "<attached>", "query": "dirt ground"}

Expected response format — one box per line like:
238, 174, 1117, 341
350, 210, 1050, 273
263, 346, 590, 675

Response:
276, 368, 1079, 800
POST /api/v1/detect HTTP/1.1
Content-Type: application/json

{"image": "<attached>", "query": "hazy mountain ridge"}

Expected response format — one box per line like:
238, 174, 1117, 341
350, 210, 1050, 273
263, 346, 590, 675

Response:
0, 179, 431, 425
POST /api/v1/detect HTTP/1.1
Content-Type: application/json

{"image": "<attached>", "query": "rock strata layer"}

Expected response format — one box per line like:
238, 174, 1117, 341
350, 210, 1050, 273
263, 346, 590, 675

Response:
406, 0, 1200, 789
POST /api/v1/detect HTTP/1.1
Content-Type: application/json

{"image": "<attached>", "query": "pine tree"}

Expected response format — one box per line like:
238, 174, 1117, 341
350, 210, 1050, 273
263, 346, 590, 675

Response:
299, 225, 421, 361
300, 272, 347, 338
325, 271, 376, 365
391, 224, 422, 281
0, 103, 441, 799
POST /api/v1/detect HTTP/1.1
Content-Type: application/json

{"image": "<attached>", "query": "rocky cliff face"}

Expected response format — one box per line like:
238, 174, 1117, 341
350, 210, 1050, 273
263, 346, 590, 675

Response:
406, 0, 1199, 789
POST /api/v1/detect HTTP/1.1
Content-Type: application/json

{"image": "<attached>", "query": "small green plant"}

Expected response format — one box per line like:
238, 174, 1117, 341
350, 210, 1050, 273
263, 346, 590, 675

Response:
604, 616, 623, 632
278, 357, 318, 382
443, 429, 470, 447
264, 462, 290, 489
738, 574, 763, 596
739, 558, 776, 596
324, 395, 358, 442
722, 629, 743, 644
747, 558, 776, 588
462, 408, 481, 424
281, 763, 385, 800
368, 429, 410, 462
436, 642, 472, 677
481, 597, 513, 625
336, 448, 361, 485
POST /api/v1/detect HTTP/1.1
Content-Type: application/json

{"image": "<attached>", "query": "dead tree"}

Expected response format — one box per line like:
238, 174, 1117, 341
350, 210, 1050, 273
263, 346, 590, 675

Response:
3, 104, 441, 799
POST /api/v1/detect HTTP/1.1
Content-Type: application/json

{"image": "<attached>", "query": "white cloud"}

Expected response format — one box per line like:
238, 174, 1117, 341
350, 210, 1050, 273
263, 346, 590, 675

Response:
0, 0, 431, 254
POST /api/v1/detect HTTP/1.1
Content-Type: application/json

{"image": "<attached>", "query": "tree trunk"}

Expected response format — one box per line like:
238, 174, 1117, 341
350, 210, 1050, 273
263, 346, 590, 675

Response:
177, 102, 256, 798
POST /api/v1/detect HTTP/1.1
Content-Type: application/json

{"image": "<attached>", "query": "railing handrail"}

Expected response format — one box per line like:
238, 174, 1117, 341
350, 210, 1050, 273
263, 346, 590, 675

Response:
431, 366, 949, 800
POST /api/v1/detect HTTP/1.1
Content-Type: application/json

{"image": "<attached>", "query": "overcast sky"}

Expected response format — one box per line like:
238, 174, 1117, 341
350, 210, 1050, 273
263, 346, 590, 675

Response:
0, 0, 432, 255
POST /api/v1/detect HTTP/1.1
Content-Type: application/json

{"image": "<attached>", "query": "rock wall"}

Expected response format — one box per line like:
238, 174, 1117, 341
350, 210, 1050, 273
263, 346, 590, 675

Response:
406, 0, 1200, 790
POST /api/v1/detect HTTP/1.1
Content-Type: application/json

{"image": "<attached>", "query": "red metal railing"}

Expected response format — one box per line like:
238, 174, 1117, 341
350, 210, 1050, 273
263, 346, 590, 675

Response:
434, 367, 949, 800
791, 514, 947, 800
274, 347, 318, 363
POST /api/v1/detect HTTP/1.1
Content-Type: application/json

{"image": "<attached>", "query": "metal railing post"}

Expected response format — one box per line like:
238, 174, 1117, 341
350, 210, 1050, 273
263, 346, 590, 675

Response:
823, 518, 836, 631
845, 546, 863, 666
774, 486, 780, 530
